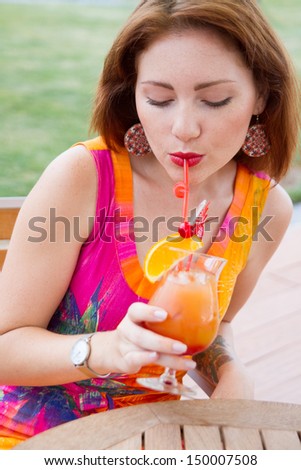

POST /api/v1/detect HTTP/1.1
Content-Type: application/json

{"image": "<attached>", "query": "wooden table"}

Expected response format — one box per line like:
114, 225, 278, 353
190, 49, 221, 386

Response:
15, 399, 301, 450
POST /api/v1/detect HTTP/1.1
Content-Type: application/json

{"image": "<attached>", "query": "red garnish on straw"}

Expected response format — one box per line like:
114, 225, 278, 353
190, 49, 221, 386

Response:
194, 200, 210, 239
173, 162, 210, 240
173, 182, 186, 198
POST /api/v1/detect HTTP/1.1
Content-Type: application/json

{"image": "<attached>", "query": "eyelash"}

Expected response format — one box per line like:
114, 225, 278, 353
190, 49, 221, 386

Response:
146, 97, 232, 108
146, 98, 172, 107
205, 97, 232, 108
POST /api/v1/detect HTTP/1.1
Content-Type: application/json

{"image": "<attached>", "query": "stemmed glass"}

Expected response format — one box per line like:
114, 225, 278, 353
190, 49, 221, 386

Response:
137, 250, 227, 397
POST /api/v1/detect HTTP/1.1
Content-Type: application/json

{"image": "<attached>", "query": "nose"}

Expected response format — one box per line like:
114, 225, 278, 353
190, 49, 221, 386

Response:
171, 107, 201, 142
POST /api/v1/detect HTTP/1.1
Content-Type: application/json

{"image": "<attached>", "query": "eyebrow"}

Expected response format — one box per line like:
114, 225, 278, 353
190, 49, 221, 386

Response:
140, 79, 236, 90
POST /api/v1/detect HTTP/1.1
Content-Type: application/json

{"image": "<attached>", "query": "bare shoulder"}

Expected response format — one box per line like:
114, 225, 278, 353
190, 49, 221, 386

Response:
46, 144, 96, 181
0, 144, 98, 331
259, 181, 293, 249
262, 181, 293, 223
32, 144, 97, 212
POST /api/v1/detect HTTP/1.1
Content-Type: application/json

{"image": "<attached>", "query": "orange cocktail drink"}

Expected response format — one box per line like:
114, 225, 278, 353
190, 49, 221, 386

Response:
139, 250, 226, 396
147, 268, 218, 354
137, 161, 226, 397
146, 255, 220, 355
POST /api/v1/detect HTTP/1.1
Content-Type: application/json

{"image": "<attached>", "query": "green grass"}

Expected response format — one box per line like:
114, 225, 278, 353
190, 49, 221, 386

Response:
0, 0, 300, 197
262, 0, 301, 74
0, 1, 137, 195
289, 186, 301, 204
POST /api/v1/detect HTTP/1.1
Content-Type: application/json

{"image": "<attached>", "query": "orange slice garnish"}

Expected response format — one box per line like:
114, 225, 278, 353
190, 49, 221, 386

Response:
144, 233, 203, 283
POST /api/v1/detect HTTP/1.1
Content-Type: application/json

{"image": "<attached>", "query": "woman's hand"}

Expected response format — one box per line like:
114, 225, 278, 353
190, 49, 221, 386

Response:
107, 302, 196, 375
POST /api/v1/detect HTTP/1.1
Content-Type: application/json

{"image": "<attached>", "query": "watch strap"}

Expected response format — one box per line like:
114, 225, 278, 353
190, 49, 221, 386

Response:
76, 333, 111, 379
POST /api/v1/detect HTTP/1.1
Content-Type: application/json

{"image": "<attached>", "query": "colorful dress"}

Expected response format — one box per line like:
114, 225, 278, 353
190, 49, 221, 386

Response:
0, 137, 270, 449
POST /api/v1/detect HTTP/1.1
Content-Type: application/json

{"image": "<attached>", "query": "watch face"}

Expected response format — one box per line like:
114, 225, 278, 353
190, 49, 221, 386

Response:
70, 339, 89, 366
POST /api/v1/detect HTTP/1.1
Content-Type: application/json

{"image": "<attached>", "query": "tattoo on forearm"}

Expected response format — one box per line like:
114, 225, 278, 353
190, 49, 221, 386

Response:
192, 335, 234, 385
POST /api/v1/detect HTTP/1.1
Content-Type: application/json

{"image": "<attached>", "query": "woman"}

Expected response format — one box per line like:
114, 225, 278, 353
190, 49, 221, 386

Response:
0, 0, 300, 448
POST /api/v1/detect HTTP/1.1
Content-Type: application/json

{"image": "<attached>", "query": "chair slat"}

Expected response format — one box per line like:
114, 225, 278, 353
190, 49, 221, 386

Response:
183, 424, 223, 450
144, 423, 182, 450
0, 198, 24, 269
0, 208, 20, 239
261, 429, 301, 450
222, 426, 264, 450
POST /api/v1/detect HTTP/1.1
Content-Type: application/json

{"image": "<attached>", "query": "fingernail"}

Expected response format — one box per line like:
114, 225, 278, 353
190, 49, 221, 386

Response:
184, 359, 196, 369
153, 309, 167, 320
149, 351, 158, 359
172, 342, 187, 353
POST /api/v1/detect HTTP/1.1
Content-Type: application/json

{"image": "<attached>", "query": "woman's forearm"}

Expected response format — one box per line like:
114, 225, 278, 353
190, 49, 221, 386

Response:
0, 326, 114, 386
192, 333, 235, 387
192, 322, 254, 399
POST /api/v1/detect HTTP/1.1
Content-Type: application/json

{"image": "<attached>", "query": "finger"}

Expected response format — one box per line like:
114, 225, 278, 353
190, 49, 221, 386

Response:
127, 302, 168, 323
119, 318, 188, 356
125, 303, 189, 355
154, 354, 196, 371
119, 350, 159, 374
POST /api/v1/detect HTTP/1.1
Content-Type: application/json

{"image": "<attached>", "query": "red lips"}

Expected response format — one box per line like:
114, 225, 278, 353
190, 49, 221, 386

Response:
170, 152, 204, 167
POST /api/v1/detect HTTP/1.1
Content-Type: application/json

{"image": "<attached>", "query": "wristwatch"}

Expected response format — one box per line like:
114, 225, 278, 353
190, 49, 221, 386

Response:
70, 333, 111, 379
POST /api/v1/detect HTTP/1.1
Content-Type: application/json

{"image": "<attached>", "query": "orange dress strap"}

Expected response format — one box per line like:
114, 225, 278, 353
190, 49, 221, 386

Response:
208, 165, 270, 319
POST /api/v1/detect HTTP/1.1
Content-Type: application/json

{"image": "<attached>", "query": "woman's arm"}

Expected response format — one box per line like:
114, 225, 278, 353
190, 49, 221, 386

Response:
192, 321, 254, 398
0, 145, 99, 384
192, 183, 293, 398
0, 146, 195, 385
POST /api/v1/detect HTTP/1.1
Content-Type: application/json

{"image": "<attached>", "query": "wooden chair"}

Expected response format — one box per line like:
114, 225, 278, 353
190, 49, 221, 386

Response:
15, 399, 301, 450
0, 197, 25, 270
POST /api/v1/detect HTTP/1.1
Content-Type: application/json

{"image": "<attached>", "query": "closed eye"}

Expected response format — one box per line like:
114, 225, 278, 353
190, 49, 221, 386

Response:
146, 98, 173, 107
204, 97, 232, 108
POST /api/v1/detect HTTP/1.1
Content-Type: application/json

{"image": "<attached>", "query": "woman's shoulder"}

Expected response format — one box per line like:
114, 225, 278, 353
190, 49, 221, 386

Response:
249, 182, 293, 264
263, 181, 293, 222
73, 136, 109, 152
22, 143, 99, 232
47, 136, 112, 181
41, 143, 97, 197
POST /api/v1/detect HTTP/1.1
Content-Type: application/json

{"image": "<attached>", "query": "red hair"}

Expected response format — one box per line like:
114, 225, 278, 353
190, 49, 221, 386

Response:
91, 0, 300, 181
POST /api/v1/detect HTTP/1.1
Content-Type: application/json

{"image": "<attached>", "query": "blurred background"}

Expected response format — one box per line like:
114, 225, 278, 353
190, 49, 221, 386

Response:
0, 0, 300, 200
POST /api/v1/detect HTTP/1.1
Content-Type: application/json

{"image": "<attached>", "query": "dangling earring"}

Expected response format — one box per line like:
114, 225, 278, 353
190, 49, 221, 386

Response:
124, 123, 151, 157
242, 115, 271, 158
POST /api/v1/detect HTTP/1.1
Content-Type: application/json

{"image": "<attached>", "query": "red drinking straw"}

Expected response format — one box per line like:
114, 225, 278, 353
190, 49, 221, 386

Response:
182, 160, 193, 271
183, 159, 189, 222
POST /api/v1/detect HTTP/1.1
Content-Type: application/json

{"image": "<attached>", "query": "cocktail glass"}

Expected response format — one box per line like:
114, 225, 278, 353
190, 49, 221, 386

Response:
137, 250, 227, 397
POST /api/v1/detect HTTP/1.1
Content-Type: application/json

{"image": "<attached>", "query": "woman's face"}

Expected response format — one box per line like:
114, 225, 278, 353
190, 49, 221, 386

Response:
135, 28, 265, 184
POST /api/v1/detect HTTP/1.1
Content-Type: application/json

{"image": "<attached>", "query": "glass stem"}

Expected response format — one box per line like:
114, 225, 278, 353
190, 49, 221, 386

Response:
159, 367, 178, 387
